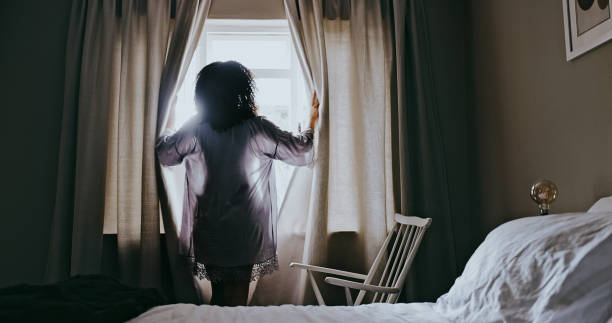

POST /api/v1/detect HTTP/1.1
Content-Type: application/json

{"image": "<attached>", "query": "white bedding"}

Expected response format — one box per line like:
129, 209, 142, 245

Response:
131, 212, 612, 323
130, 302, 446, 323
435, 211, 612, 322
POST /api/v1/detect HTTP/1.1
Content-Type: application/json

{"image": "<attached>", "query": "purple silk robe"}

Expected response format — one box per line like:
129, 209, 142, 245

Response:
156, 116, 313, 268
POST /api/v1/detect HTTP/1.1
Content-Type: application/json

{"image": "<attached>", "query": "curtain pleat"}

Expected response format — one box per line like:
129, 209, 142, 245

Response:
287, 0, 332, 305
70, 0, 120, 277
110, 0, 172, 288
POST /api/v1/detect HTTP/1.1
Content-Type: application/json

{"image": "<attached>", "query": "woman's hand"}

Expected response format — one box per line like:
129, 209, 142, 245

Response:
309, 92, 319, 130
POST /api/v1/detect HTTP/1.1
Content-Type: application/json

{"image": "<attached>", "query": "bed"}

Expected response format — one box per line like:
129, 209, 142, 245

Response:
130, 199, 612, 323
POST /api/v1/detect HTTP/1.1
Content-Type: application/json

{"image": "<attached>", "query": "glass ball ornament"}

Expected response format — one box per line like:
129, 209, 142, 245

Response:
530, 179, 558, 215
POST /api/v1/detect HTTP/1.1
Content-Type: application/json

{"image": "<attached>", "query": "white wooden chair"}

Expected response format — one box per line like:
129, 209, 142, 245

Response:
290, 213, 432, 305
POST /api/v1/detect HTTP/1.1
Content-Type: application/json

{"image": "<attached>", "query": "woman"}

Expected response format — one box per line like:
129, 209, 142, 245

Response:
156, 61, 319, 306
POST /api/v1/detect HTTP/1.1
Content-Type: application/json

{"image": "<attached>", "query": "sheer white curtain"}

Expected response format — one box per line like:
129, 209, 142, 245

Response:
46, 0, 210, 302
252, 0, 395, 305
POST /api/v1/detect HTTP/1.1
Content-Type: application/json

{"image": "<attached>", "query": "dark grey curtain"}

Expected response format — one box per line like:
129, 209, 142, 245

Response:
394, 0, 483, 302
45, 0, 92, 283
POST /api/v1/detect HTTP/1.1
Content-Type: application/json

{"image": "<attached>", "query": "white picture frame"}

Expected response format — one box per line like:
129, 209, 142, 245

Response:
562, 0, 612, 60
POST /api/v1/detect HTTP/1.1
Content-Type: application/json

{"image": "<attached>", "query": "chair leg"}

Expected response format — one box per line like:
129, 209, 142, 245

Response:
307, 270, 326, 305
344, 287, 353, 306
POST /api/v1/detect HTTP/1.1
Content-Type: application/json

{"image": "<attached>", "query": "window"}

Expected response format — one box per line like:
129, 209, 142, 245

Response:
173, 19, 310, 207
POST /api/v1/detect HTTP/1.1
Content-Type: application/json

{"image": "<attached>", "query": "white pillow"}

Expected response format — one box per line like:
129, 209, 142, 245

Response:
435, 212, 612, 323
588, 195, 612, 213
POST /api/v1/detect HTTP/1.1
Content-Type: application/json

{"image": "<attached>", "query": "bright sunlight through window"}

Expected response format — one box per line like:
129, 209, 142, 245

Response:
173, 19, 310, 208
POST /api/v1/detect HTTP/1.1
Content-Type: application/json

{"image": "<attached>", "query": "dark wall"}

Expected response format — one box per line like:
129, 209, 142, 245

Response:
0, 0, 72, 287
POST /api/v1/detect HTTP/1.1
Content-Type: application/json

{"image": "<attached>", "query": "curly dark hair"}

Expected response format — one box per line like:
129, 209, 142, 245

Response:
194, 61, 257, 131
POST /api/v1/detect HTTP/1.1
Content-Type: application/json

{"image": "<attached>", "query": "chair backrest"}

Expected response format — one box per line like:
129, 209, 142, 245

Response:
354, 213, 432, 305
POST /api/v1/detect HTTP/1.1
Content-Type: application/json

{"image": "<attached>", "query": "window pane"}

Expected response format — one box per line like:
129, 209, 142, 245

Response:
207, 36, 291, 69
256, 78, 292, 131
256, 78, 291, 107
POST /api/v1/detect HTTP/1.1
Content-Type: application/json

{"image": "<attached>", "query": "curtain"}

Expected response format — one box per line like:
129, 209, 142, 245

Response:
251, 0, 395, 305
46, 0, 120, 283
46, 0, 211, 302
394, 0, 477, 302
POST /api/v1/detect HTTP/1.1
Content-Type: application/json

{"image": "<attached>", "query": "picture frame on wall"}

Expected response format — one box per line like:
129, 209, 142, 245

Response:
562, 0, 612, 60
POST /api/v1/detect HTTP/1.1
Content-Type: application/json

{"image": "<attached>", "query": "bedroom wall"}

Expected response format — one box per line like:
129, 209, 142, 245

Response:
0, 0, 72, 287
469, 0, 612, 232
209, 0, 285, 19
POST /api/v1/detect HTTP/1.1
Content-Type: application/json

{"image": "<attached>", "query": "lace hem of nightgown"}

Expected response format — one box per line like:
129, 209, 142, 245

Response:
192, 255, 279, 283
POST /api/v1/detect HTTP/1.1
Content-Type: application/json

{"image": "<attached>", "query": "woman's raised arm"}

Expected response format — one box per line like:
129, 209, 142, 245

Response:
251, 92, 319, 166
155, 118, 200, 166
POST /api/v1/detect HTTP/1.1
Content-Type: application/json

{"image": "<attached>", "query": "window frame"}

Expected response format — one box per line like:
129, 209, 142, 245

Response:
196, 19, 305, 133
